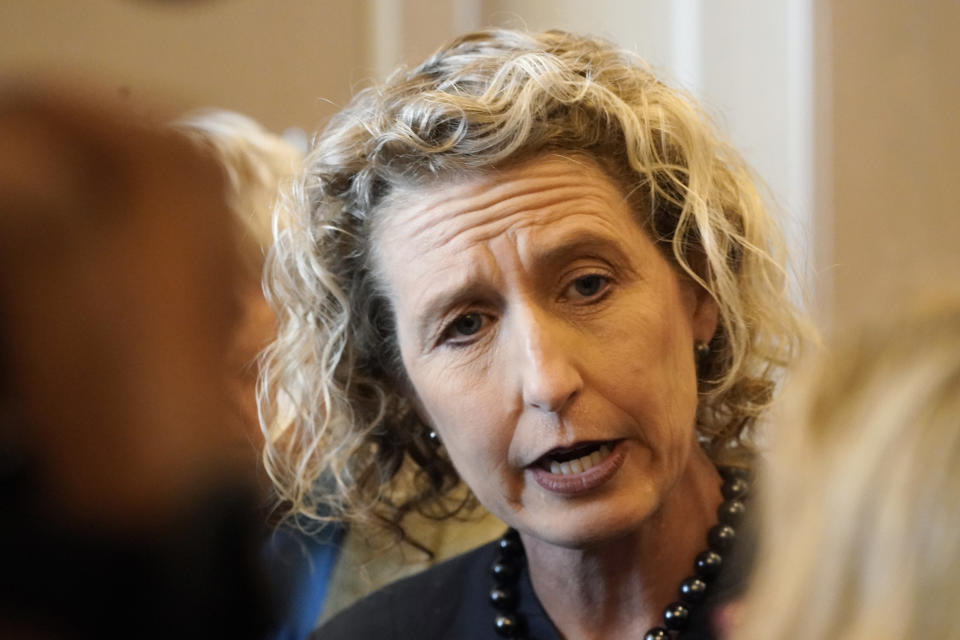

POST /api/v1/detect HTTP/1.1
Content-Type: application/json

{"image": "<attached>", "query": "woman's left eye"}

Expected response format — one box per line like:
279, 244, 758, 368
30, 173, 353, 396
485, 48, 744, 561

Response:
567, 274, 610, 300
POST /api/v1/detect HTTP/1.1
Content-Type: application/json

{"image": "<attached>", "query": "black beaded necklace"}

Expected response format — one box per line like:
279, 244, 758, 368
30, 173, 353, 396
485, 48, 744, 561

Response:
487, 466, 750, 639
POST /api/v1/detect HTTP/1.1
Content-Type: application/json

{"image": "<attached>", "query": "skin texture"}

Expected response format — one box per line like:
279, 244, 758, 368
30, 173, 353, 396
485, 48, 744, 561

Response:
374, 155, 725, 637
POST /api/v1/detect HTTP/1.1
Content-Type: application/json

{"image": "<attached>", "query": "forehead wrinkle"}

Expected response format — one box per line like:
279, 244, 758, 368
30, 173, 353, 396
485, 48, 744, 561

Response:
385, 158, 628, 253
376, 155, 644, 353
512, 212, 634, 276
408, 245, 498, 312
407, 207, 634, 348
438, 183, 626, 257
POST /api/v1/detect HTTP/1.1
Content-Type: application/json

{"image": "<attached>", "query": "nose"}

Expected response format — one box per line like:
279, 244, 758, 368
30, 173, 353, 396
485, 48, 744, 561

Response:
515, 309, 583, 414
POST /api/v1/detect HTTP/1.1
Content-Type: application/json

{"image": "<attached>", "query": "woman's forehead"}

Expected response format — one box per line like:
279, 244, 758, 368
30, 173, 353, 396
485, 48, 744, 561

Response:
373, 155, 637, 255
369, 155, 662, 338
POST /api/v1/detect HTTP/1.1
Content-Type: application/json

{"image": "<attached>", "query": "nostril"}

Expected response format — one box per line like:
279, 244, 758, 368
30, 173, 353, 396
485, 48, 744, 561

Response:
524, 381, 580, 414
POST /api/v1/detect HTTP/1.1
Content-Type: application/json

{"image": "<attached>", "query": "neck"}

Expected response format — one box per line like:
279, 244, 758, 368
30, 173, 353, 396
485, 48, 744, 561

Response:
520, 447, 723, 640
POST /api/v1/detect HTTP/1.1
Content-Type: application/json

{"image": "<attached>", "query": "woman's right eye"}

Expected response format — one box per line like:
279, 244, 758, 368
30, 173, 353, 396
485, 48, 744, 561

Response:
443, 312, 485, 343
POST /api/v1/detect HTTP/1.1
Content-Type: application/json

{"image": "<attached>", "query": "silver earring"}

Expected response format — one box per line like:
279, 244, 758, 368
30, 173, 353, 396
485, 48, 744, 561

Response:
427, 429, 441, 446
695, 341, 710, 361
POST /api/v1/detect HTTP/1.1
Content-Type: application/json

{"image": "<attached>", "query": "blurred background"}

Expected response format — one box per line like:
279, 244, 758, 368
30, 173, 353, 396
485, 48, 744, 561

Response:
1, 0, 957, 332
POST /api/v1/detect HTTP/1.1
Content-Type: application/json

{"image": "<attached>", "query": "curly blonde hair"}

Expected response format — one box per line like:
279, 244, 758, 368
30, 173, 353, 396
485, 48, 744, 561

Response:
260, 29, 806, 540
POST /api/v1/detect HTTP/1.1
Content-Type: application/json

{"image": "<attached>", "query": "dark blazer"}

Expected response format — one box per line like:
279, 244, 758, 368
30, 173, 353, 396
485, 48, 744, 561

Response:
311, 537, 740, 640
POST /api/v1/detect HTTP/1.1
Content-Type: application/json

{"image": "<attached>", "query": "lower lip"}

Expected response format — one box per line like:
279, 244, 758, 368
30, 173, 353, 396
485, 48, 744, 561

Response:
528, 441, 626, 496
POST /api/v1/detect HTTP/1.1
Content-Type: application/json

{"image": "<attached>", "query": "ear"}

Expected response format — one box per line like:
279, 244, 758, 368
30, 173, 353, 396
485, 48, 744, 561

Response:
691, 284, 720, 345
678, 273, 719, 346
679, 249, 719, 345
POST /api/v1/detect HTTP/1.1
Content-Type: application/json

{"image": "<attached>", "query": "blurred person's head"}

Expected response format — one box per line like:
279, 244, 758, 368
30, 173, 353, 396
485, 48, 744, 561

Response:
0, 85, 274, 638
176, 110, 302, 447
736, 299, 960, 640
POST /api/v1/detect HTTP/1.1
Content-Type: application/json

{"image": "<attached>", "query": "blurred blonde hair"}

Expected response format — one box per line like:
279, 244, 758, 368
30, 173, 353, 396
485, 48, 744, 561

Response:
175, 109, 303, 458
260, 29, 808, 539
175, 109, 302, 277
738, 299, 960, 640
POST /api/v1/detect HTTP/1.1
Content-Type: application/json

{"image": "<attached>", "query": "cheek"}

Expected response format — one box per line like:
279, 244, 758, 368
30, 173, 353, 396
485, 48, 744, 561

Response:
407, 362, 516, 491
604, 298, 693, 376
599, 297, 699, 439
416, 368, 509, 451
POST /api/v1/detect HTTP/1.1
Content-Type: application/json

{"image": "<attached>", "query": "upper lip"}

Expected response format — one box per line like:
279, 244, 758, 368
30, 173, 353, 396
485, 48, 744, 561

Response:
525, 438, 620, 467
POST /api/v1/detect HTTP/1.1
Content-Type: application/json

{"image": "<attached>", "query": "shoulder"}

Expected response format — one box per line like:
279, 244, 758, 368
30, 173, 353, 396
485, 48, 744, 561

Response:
311, 540, 499, 640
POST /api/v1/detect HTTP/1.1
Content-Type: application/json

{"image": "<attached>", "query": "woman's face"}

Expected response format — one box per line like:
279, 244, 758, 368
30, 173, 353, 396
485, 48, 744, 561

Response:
374, 155, 718, 548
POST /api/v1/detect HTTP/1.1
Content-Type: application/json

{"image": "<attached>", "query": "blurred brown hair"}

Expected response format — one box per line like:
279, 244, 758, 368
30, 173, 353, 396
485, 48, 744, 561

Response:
0, 85, 274, 638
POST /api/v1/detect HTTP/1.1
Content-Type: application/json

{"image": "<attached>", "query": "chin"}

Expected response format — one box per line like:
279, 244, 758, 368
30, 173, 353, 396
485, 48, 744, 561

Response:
513, 493, 662, 550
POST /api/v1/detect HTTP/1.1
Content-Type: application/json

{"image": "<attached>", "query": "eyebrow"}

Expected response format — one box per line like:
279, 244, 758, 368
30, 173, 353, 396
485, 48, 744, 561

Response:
413, 229, 633, 349
532, 230, 633, 275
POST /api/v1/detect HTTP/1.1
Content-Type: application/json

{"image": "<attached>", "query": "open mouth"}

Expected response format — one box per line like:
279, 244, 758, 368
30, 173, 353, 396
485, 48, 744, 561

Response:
538, 442, 615, 476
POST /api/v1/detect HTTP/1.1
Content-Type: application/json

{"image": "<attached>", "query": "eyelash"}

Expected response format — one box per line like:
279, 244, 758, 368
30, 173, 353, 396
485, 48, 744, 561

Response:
439, 311, 490, 347
438, 272, 614, 347
561, 272, 612, 302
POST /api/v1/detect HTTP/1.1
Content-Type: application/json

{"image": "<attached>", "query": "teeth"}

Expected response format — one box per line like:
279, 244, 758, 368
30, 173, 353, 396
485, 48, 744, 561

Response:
546, 444, 612, 475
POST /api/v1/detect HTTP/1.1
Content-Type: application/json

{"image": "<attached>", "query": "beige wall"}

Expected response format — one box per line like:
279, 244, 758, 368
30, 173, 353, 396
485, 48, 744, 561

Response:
825, 0, 960, 330
4, 0, 957, 333
0, 0, 368, 133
